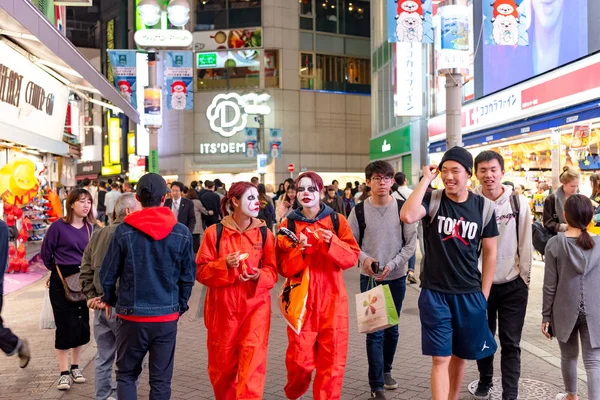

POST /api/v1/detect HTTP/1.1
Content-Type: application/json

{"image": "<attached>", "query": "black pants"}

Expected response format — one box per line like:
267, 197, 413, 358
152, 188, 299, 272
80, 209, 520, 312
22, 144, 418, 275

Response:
116, 318, 178, 400
477, 278, 528, 399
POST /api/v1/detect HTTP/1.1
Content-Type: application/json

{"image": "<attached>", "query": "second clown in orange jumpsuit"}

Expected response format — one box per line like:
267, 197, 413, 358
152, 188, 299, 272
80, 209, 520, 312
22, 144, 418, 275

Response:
196, 182, 277, 400
277, 172, 360, 400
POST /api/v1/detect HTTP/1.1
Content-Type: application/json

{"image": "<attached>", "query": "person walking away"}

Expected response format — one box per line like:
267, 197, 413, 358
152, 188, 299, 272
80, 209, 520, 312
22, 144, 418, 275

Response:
41, 188, 95, 390
276, 171, 360, 400
472, 151, 533, 400
196, 182, 277, 399
97, 182, 108, 225
80, 193, 141, 400
342, 187, 356, 216
186, 189, 211, 253
276, 184, 297, 225
324, 185, 346, 216
100, 173, 195, 400
400, 146, 499, 400
199, 180, 222, 227
104, 182, 122, 225
332, 180, 343, 197
392, 172, 417, 284
164, 181, 196, 234
348, 161, 417, 400
544, 167, 580, 234
543, 194, 600, 400
257, 184, 275, 230
0, 219, 30, 368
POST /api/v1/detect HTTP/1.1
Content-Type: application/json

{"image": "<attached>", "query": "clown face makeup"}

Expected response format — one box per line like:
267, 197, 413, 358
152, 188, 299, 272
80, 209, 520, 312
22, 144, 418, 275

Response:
239, 187, 260, 218
297, 177, 320, 209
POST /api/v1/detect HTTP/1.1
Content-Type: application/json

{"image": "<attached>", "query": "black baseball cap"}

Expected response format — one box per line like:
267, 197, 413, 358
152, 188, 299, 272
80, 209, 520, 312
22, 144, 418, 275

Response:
136, 173, 170, 197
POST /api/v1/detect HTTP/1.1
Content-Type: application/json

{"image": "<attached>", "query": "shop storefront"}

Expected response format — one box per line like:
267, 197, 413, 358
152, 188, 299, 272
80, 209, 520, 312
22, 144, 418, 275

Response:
0, 0, 139, 270
428, 51, 600, 196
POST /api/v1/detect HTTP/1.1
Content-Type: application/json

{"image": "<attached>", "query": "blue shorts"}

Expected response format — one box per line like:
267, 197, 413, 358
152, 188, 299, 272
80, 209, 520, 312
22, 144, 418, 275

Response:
419, 288, 497, 360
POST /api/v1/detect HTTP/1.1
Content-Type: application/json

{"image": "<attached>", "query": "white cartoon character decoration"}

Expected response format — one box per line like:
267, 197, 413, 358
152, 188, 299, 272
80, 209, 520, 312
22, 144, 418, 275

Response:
118, 80, 132, 103
491, 0, 520, 45
395, 0, 424, 43
170, 81, 188, 110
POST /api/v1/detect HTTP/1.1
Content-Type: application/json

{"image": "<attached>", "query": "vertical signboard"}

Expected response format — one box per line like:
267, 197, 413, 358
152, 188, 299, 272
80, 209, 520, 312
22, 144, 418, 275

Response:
245, 128, 258, 158
108, 50, 138, 108
269, 128, 282, 159
394, 43, 423, 116
483, 0, 528, 46
436, 3, 470, 71
164, 52, 194, 110
387, 0, 434, 43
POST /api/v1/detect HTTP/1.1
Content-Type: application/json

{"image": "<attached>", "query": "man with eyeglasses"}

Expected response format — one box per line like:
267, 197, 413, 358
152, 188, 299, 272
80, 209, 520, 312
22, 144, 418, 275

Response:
276, 171, 360, 400
348, 161, 417, 400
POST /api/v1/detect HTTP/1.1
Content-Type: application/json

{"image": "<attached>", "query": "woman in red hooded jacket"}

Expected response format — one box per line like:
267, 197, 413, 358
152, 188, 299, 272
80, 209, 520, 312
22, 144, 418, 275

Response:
196, 182, 278, 400
276, 171, 360, 400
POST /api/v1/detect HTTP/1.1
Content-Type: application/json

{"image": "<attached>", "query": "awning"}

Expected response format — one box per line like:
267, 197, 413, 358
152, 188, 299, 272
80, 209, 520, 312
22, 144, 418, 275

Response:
0, 0, 140, 124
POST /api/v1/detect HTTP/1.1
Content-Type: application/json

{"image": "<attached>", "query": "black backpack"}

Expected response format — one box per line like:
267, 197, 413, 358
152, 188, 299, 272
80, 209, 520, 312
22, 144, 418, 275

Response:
532, 220, 554, 257
257, 206, 274, 230
215, 223, 268, 253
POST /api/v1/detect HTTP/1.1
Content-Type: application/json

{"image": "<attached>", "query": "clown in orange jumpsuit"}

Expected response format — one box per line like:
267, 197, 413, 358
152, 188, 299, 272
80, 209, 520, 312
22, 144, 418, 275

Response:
196, 182, 278, 400
277, 172, 360, 400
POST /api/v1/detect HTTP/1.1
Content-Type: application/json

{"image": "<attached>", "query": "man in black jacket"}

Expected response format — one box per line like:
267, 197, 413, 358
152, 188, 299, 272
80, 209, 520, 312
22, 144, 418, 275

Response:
164, 182, 196, 234
198, 180, 222, 227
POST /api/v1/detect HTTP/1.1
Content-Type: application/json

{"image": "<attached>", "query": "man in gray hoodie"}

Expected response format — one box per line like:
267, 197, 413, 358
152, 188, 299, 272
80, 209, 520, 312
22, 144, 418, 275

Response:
472, 151, 532, 400
348, 161, 417, 400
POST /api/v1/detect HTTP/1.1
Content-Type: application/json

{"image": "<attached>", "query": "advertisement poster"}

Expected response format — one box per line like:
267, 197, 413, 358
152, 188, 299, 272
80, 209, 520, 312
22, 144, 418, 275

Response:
387, 0, 433, 44
269, 128, 282, 159
245, 128, 257, 158
483, 0, 528, 46
107, 50, 138, 108
436, 3, 470, 71
481, 0, 588, 96
193, 28, 262, 52
164, 52, 194, 111
571, 124, 590, 150
196, 50, 260, 69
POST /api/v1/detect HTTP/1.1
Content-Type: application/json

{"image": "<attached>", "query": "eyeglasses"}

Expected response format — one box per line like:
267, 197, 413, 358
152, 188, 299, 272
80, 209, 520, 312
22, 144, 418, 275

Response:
297, 186, 318, 193
370, 176, 393, 184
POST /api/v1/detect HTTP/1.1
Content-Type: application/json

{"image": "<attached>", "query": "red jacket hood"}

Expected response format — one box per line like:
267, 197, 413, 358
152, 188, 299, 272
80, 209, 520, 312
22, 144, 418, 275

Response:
124, 207, 177, 240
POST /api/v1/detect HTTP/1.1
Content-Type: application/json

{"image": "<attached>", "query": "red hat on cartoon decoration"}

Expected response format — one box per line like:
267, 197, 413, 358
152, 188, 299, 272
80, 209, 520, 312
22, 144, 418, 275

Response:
396, 0, 424, 17
118, 80, 132, 93
492, 0, 519, 20
171, 81, 187, 94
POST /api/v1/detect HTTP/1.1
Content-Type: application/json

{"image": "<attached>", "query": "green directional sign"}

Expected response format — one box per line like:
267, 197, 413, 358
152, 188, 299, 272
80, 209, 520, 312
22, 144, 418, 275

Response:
197, 53, 217, 68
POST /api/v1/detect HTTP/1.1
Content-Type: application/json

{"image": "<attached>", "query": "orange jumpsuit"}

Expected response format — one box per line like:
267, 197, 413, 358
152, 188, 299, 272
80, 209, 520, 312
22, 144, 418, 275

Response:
196, 217, 278, 400
277, 211, 360, 400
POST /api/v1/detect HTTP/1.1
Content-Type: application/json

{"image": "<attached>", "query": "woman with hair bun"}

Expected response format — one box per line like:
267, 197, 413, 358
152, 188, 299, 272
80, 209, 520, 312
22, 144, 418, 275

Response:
543, 194, 600, 400
196, 182, 277, 400
543, 166, 580, 234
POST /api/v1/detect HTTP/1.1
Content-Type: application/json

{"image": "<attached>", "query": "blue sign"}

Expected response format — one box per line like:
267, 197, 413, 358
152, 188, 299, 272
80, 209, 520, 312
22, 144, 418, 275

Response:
164, 52, 193, 111
107, 50, 138, 109
245, 128, 257, 158
269, 128, 282, 159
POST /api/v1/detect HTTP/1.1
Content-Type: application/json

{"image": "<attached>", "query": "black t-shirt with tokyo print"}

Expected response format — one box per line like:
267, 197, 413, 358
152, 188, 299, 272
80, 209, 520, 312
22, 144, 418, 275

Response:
420, 190, 499, 294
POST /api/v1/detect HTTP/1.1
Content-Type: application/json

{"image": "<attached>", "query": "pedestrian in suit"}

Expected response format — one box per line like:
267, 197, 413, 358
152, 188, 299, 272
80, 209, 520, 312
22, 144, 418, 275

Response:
164, 182, 196, 234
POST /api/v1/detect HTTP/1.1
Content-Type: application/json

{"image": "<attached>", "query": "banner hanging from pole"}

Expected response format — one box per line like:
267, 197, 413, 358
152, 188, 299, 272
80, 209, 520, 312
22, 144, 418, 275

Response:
387, 0, 433, 44
107, 50, 138, 109
269, 128, 282, 159
483, 0, 528, 46
164, 52, 194, 110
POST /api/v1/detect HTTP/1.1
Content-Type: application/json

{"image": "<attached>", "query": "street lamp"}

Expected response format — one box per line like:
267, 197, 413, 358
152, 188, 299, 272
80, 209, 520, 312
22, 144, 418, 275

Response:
138, 0, 191, 28
138, 0, 161, 26
167, 0, 191, 27
241, 90, 272, 183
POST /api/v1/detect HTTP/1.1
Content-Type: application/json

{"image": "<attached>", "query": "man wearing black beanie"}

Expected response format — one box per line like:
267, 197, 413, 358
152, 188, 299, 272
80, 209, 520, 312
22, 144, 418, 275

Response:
400, 146, 499, 400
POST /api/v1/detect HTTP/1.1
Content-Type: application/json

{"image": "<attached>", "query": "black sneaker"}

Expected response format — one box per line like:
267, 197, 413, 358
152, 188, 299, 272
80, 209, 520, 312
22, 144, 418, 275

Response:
473, 380, 493, 399
370, 391, 386, 400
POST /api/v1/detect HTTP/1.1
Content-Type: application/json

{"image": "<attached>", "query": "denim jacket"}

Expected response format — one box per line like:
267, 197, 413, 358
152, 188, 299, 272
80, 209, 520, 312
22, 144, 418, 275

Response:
100, 207, 196, 317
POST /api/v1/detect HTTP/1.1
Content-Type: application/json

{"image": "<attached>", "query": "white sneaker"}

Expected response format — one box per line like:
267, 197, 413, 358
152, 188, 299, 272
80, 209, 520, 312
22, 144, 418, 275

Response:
556, 394, 569, 400
71, 368, 86, 383
57, 375, 72, 390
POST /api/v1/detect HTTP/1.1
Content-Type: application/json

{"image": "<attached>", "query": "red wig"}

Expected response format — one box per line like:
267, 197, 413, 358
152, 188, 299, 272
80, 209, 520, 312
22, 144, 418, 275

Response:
296, 172, 324, 192
221, 181, 256, 216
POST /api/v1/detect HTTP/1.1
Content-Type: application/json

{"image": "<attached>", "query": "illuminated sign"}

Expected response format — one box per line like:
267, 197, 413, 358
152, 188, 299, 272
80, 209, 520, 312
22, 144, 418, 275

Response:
206, 93, 248, 138
394, 42, 422, 116
134, 30, 193, 48
199, 142, 246, 154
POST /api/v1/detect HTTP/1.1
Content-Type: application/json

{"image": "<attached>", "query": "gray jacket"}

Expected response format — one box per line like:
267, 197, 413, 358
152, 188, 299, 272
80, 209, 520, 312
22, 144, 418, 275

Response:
543, 233, 600, 347
80, 219, 123, 299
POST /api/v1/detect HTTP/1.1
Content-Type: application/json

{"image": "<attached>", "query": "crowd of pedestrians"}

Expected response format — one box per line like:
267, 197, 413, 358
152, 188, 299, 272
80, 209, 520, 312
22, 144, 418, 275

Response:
2, 146, 600, 400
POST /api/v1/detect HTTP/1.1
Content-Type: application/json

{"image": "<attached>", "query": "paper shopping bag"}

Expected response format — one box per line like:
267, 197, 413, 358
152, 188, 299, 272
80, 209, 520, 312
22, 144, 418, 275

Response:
356, 279, 398, 334
278, 268, 310, 335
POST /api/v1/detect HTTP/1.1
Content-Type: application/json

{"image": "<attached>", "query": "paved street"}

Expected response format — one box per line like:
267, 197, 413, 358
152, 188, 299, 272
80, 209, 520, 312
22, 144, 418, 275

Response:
0, 255, 590, 399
